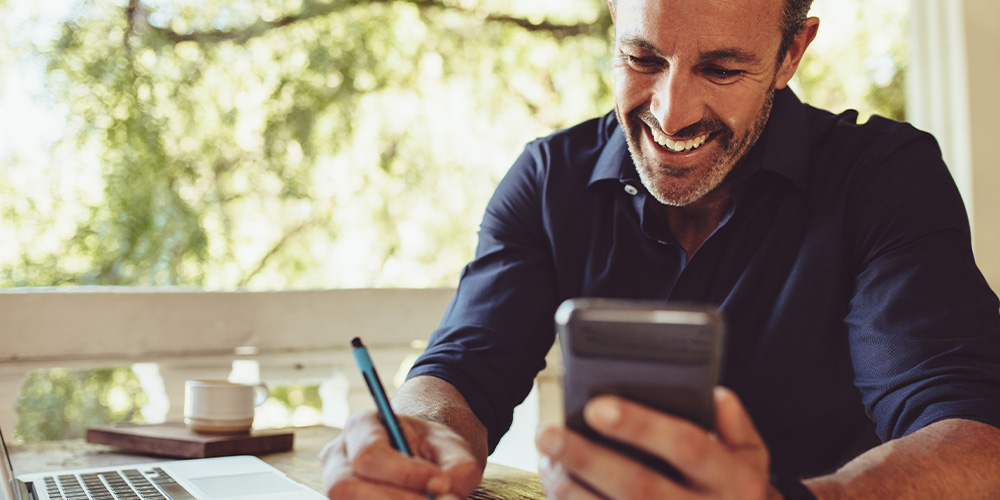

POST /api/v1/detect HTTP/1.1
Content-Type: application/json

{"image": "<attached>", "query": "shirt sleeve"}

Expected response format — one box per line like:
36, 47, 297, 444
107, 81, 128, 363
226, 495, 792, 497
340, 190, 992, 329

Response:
844, 126, 1000, 442
407, 141, 561, 453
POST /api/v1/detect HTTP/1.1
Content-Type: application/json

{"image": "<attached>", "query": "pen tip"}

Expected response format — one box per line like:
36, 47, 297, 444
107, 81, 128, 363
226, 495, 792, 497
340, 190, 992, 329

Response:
351, 337, 363, 348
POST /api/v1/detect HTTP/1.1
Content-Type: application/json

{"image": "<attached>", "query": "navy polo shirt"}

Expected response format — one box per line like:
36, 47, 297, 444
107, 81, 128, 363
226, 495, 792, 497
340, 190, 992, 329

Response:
408, 88, 1000, 478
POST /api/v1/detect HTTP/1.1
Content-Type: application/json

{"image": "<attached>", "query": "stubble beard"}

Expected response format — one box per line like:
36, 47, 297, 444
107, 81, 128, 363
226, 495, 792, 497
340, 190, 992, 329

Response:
621, 84, 777, 207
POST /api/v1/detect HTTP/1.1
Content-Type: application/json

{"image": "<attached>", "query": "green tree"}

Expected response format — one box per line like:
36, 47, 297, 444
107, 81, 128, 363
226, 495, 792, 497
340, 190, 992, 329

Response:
14, 368, 147, 442
1, 0, 614, 289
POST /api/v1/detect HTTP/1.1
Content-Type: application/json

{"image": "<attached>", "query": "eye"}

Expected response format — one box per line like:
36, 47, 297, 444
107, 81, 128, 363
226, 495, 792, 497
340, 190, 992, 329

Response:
704, 67, 745, 84
625, 54, 661, 72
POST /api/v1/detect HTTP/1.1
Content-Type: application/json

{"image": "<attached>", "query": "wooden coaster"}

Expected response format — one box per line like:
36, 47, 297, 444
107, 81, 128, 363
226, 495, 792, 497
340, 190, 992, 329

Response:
86, 422, 294, 459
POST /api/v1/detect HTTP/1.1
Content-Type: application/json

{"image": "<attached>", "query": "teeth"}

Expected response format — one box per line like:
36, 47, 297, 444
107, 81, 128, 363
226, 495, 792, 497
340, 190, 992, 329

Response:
651, 128, 710, 152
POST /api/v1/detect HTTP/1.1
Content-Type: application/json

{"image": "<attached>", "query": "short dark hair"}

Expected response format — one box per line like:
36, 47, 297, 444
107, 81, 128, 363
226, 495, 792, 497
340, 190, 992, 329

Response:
610, 0, 814, 65
777, 0, 815, 64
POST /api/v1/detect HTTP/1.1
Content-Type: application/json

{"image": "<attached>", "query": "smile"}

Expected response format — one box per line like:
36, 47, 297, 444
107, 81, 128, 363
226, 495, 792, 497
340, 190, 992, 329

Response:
650, 128, 711, 153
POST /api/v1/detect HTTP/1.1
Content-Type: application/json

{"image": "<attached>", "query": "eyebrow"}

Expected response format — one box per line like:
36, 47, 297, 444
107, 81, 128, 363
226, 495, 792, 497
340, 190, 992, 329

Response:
618, 36, 664, 57
618, 36, 763, 65
697, 48, 762, 65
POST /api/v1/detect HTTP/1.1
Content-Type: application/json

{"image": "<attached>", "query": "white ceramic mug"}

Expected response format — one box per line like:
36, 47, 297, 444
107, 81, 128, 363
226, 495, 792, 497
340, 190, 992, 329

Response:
183, 379, 269, 434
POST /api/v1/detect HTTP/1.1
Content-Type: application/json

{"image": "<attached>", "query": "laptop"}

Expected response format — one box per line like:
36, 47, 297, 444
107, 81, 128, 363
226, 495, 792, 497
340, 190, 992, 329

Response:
1, 424, 326, 500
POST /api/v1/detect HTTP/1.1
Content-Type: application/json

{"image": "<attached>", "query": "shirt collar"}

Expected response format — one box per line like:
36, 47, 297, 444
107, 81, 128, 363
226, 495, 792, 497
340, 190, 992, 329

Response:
735, 87, 809, 191
587, 87, 809, 192
588, 113, 633, 187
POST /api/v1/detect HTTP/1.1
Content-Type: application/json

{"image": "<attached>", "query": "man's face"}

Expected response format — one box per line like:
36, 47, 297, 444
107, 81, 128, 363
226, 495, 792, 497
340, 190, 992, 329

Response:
612, 0, 789, 207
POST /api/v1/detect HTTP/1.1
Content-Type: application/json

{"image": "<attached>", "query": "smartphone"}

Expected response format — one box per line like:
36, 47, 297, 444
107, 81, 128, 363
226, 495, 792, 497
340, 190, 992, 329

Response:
555, 298, 725, 480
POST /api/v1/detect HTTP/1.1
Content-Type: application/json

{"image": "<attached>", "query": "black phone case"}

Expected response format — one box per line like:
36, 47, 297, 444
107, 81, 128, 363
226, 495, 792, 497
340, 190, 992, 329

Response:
556, 298, 725, 482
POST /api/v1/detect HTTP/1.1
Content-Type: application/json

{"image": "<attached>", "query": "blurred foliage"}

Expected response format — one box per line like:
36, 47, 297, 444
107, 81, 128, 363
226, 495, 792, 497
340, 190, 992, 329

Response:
269, 383, 322, 410
0, 0, 614, 289
792, 0, 908, 122
14, 368, 147, 442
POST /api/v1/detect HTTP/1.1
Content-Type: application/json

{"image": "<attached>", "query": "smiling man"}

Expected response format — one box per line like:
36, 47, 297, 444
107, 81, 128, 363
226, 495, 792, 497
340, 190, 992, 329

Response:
321, 0, 1000, 499
616, 3, 779, 210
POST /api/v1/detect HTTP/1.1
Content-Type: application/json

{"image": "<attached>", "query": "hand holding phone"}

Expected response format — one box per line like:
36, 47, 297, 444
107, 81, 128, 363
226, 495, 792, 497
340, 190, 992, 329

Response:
555, 298, 725, 481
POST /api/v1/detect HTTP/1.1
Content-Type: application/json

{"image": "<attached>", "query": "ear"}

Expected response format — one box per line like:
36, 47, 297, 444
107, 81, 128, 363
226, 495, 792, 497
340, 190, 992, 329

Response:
608, 0, 616, 23
775, 17, 819, 90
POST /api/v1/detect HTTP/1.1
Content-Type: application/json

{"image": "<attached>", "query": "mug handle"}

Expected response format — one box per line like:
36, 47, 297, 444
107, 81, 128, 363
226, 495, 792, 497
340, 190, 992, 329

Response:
253, 382, 270, 406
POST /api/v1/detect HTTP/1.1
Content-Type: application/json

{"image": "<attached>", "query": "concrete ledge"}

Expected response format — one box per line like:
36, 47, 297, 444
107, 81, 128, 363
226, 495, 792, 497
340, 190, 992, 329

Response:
0, 287, 455, 363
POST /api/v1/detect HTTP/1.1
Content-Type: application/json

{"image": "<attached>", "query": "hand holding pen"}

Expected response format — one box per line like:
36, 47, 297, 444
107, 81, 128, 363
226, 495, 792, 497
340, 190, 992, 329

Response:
349, 337, 443, 500
320, 337, 479, 499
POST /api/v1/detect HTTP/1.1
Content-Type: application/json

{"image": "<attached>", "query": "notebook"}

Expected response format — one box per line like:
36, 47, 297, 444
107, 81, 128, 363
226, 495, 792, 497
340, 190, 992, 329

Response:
1, 424, 325, 500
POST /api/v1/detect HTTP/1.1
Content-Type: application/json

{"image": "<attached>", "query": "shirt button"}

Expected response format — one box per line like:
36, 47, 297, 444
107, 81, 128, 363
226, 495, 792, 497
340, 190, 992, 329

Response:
624, 184, 639, 196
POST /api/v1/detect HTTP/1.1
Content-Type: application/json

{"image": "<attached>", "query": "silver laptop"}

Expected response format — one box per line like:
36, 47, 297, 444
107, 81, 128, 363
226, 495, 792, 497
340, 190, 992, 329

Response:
1, 424, 325, 500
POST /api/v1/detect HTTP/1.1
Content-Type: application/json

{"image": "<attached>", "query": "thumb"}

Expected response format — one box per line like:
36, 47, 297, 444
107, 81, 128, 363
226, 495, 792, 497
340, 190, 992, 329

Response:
713, 386, 765, 449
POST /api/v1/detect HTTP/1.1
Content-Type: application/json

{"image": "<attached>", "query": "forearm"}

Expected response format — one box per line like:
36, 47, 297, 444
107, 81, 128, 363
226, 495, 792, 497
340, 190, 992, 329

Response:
804, 419, 1000, 499
392, 374, 490, 468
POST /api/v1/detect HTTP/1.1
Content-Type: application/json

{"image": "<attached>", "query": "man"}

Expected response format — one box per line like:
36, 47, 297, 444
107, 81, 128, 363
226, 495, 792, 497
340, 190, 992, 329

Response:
321, 0, 1000, 498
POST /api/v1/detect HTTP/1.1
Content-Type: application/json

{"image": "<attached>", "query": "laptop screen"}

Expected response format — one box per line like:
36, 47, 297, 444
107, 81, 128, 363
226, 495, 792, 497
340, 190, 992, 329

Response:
0, 426, 20, 500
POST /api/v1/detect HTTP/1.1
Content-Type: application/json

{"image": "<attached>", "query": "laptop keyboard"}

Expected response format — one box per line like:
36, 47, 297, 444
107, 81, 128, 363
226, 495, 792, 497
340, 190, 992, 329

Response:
42, 466, 193, 500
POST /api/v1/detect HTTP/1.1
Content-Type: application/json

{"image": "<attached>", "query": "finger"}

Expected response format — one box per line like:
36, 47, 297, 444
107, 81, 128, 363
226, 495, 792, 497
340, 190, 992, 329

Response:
713, 386, 766, 450
536, 423, 692, 500
322, 437, 432, 500
342, 411, 448, 494
416, 424, 482, 495
431, 436, 483, 492
319, 437, 340, 463
711, 387, 771, 493
326, 473, 445, 500
538, 456, 605, 500
320, 436, 348, 495
583, 395, 735, 489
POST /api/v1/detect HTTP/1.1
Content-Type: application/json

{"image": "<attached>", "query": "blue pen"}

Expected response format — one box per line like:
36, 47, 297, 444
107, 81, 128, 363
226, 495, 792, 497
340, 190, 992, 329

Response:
351, 337, 414, 455
352, 337, 436, 500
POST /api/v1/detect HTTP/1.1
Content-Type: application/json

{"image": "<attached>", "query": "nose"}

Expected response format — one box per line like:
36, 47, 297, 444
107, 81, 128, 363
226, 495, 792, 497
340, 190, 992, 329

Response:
649, 70, 703, 137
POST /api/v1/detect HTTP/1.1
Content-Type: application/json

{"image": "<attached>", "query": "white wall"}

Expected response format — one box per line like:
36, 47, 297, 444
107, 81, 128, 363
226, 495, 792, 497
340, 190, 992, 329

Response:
909, 0, 1000, 293
964, 0, 1000, 292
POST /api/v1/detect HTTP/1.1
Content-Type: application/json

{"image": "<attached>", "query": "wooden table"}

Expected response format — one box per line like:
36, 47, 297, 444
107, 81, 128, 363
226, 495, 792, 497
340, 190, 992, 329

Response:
6, 426, 545, 500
